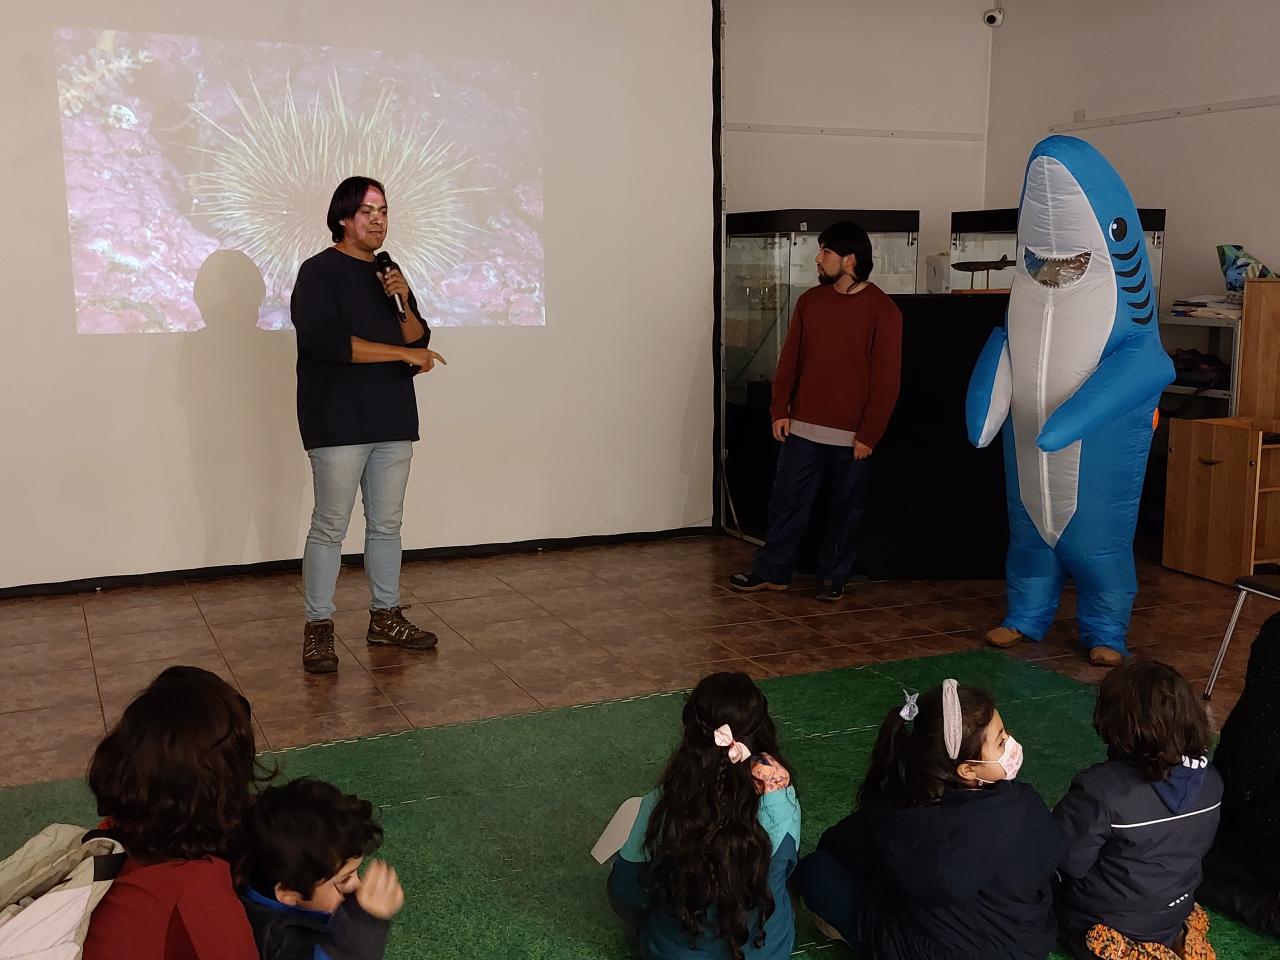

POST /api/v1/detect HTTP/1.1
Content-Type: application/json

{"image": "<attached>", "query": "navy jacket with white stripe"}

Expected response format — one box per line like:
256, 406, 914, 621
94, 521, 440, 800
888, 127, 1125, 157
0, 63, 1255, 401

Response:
1053, 753, 1223, 946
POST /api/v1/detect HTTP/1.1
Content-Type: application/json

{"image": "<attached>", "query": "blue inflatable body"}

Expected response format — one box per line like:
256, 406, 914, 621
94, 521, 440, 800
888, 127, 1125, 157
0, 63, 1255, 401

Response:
966, 136, 1173, 654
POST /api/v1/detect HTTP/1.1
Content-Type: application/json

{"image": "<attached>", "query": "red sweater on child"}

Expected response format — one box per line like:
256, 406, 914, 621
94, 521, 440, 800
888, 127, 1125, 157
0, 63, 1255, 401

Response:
83, 856, 258, 960
769, 283, 903, 449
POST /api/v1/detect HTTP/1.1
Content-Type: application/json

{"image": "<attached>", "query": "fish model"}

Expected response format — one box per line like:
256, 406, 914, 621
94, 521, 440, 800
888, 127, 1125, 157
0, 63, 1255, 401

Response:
952, 254, 1015, 289
951, 254, 1015, 273
965, 136, 1173, 659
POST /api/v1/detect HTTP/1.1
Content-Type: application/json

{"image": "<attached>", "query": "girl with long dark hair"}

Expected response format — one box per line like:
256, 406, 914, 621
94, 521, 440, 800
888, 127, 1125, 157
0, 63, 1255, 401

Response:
795, 679, 1062, 960
607, 672, 800, 960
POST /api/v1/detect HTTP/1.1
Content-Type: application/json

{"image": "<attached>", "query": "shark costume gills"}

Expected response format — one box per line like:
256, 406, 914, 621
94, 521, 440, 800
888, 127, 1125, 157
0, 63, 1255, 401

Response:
965, 136, 1173, 655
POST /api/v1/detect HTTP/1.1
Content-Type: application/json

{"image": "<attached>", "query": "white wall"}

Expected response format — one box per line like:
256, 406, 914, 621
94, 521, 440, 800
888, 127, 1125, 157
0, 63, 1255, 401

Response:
0, 0, 714, 589
723, 0, 995, 287
986, 0, 1280, 307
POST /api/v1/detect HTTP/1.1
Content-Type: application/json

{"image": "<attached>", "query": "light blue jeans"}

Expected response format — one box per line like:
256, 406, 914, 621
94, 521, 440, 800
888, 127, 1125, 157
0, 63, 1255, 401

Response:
302, 441, 413, 622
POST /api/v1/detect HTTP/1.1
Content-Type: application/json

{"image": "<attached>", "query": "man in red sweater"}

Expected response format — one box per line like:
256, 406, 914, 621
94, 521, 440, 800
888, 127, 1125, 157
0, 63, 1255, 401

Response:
730, 221, 903, 601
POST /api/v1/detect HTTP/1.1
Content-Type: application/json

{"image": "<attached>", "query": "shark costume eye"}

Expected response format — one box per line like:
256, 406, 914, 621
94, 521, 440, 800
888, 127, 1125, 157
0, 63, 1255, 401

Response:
1109, 217, 1128, 243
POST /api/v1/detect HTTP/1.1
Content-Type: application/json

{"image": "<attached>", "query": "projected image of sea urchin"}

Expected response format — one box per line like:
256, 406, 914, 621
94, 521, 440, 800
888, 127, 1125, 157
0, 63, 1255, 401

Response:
189, 73, 478, 316
54, 28, 545, 332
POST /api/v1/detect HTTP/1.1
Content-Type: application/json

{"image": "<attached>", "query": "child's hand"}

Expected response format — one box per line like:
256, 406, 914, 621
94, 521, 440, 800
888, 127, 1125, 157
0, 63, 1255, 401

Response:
355, 860, 405, 920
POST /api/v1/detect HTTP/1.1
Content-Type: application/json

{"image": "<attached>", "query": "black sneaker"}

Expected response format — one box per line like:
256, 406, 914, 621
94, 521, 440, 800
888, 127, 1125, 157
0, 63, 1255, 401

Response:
816, 580, 845, 602
820, 574, 870, 587
302, 620, 339, 674
728, 572, 788, 593
368, 606, 439, 650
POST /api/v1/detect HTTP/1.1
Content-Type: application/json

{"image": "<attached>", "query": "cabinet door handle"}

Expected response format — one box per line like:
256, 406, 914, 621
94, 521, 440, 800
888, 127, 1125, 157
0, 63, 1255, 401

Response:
1199, 457, 1222, 466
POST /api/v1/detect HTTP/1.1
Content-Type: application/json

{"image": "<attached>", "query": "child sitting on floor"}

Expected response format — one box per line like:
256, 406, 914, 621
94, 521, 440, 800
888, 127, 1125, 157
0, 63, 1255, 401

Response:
1197, 613, 1280, 937
794, 678, 1062, 960
1054, 660, 1222, 960
608, 671, 800, 960
83, 665, 268, 960
241, 777, 405, 960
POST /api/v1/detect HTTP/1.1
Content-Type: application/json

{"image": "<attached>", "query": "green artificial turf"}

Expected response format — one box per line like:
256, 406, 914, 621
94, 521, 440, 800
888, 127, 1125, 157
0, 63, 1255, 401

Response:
0, 650, 1273, 959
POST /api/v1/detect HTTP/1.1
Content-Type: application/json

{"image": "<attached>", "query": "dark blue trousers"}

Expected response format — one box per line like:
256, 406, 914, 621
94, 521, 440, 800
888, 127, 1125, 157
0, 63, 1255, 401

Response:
794, 850, 869, 948
751, 435, 870, 585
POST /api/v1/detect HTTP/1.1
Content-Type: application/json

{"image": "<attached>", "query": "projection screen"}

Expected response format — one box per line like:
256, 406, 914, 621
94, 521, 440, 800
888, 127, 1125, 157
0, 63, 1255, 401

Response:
0, 0, 714, 588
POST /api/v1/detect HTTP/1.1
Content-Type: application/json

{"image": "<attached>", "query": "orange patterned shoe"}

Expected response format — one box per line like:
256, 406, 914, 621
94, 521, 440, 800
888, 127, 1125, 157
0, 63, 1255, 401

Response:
1181, 905, 1215, 960
1083, 924, 1180, 960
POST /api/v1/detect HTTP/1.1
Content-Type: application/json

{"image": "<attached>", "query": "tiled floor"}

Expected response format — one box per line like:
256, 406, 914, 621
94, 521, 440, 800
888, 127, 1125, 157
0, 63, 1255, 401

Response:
0, 536, 1268, 787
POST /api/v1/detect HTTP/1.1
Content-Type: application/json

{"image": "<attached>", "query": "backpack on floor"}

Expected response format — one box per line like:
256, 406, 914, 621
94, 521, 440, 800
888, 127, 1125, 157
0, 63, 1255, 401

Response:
0, 824, 125, 960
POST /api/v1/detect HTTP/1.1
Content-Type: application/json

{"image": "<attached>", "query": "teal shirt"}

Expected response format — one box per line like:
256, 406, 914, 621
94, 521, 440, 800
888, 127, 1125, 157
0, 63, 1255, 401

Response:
608, 782, 801, 960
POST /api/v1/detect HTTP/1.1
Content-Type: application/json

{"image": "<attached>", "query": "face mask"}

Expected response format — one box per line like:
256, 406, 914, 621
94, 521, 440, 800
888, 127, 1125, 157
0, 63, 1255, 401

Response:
966, 734, 1023, 784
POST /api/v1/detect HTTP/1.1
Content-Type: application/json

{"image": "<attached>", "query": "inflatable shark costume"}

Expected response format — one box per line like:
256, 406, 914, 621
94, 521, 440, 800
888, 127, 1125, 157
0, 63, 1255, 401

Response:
966, 136, 1173, 656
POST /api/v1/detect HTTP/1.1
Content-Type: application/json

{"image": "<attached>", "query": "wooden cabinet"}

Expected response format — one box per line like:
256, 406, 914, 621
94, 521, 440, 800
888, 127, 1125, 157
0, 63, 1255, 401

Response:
1163, 279, 1280, 584
1163, 417, 1280, 583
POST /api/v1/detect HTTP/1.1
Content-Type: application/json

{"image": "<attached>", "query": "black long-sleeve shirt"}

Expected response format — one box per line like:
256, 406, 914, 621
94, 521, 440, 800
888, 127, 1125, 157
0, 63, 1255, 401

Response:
290, 247, 429, 450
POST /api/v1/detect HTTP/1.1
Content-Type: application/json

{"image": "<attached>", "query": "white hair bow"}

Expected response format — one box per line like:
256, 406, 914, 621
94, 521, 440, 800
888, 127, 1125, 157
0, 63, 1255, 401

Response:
713, 724, 752, 764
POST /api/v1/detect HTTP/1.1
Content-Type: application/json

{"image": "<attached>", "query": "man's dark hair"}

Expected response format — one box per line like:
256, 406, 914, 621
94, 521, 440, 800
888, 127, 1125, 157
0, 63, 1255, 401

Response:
327, 176, 387, 243
247, 778, 384, 898
817, 220, 874, 282
1094, 660, 1211, 782
89, 665, 269, 868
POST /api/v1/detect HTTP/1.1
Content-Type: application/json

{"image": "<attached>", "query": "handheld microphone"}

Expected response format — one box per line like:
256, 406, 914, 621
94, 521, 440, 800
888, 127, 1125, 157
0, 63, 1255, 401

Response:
374, 251, 406, 322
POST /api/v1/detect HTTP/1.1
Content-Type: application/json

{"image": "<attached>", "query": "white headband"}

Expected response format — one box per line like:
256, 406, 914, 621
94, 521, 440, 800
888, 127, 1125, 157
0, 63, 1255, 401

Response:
941, 679, 963, 760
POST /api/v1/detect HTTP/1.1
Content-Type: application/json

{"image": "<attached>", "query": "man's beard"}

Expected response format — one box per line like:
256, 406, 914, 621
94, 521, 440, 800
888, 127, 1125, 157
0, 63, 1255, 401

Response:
817, 270, 843, 285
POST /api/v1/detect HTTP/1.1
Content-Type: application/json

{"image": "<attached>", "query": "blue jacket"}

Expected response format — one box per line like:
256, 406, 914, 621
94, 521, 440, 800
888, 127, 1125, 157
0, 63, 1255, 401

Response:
1054, 754, 1223, 946
607, 779, 801, 960
240, 888, 391, 960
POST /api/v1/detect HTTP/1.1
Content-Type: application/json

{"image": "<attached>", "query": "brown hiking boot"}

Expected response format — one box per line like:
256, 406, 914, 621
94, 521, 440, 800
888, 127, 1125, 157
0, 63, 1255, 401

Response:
1089, 645, 1125, 667
302, 620, 339, 674
986, 626, 1024, 649
368, 606, 439, 650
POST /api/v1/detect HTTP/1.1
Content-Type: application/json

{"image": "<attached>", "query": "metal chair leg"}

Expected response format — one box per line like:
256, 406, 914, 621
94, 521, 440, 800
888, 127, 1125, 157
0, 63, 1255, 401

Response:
1204, 589, 1248, 700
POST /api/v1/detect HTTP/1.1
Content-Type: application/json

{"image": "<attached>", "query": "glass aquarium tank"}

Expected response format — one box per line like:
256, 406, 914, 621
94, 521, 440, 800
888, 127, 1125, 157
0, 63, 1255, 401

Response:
948, 208, 1165, 297
724, 209, 919, 404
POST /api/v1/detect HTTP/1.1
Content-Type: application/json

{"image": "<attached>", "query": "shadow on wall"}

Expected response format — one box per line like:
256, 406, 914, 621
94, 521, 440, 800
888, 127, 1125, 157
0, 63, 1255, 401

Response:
173, 249, 307, 567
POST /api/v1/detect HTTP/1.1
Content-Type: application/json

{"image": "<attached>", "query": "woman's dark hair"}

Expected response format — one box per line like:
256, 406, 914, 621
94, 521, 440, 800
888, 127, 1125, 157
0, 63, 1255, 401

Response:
247, 778, 383, 898
327, 176, 387, 242
858, 682, 995, 808
817, 220, 874, 281
644, 672, 790, 960
1094, 659, 1210, 782
88, 665, 270, 867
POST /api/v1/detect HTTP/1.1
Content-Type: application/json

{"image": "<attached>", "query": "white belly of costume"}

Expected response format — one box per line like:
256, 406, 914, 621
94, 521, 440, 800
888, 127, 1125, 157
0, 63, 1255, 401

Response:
1006, 265, 1116, 548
